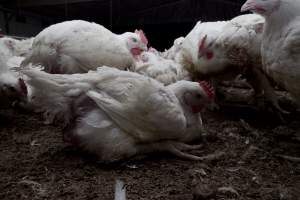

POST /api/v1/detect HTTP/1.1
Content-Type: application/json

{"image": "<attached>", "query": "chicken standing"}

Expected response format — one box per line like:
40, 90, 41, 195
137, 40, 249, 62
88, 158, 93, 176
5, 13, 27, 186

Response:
135, 51, 190, 85
179, 14, 285, 113
21, 20, 148, 74
21, 66, 215, 162
241, 0, 300, 105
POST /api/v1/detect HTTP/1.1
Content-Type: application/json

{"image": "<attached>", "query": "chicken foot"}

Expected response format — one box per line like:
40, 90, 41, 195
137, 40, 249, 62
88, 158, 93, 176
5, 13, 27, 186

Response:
172, 142, 204, 151
138, 141, 224, 161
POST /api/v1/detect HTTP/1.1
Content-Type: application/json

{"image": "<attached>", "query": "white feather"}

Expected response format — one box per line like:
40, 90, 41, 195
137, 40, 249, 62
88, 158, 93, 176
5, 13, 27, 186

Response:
114, 180, 126, 200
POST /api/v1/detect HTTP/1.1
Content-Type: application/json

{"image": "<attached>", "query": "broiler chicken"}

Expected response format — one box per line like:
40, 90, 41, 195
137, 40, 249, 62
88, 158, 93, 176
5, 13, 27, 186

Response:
241, 0, 300, 106
179, 14, 285, 113
135, 51, 190, 85
21, 20, 148, 74
21, 66, 215, 162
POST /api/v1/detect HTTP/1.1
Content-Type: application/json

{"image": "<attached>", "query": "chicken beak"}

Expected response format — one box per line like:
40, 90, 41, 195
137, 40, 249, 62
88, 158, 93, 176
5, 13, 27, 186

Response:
241, 0, 255, 12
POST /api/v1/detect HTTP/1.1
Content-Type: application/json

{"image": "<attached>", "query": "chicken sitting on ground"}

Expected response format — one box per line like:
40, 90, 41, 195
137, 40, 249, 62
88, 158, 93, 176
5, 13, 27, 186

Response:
241, 0, 300, 106
179, 14, 286, 113
21, 20, 148, 74
135, 51, 190, 85
21, 66, 215, 162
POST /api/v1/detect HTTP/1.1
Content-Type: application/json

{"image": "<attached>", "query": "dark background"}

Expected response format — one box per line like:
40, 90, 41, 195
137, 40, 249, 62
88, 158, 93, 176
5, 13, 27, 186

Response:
0, 0, 246, 50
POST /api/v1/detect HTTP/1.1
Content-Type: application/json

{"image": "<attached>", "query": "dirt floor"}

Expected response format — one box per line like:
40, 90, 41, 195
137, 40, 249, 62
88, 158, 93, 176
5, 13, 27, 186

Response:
0, 105, 300, 200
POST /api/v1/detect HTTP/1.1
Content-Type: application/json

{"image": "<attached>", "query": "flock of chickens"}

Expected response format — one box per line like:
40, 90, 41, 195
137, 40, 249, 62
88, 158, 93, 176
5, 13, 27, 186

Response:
0, 0, 299, 163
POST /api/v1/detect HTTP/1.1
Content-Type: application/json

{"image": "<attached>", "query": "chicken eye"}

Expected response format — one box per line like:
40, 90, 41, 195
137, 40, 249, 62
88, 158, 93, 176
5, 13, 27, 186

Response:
132, 38, 138, 42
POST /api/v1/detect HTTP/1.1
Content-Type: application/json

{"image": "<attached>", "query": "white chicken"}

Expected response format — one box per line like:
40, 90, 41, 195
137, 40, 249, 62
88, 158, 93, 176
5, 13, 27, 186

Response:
21, 66, 215, 162
179, 14, 285, 113
21, 20, 148, 74
162, 36, 185, 61
179, 20, 227, 76
135, 51, 190, 85
241, 0, 300, 105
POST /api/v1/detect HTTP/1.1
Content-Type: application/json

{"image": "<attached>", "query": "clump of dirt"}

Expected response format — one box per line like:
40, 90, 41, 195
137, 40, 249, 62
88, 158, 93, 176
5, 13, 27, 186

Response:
0, 107, 299, 200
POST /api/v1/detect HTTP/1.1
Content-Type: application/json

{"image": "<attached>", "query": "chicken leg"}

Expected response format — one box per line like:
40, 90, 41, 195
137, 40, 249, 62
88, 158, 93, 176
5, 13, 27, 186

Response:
137, 140, 222, 161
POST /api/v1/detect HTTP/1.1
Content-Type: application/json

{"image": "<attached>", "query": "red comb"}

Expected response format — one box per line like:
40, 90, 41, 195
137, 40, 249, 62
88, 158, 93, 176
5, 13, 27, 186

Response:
199, 81, 215, 100
199, 35, 207, 52
198, 35, 214, 60
135, 29, 148, 45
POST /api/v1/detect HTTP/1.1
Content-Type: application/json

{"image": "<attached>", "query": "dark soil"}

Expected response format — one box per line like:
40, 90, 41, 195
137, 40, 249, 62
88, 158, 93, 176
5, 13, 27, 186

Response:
0, 106, 299, 200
